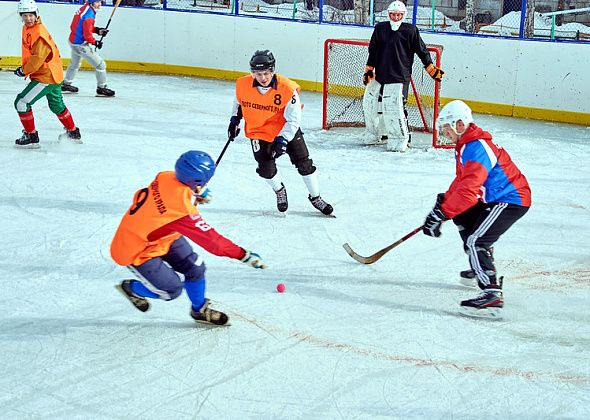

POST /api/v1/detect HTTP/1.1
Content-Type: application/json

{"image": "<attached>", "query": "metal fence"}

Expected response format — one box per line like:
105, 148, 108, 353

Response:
35, 0, 590, 42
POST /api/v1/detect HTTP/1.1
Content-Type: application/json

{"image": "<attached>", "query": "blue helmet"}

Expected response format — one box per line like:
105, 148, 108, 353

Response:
174, 151, 216, 189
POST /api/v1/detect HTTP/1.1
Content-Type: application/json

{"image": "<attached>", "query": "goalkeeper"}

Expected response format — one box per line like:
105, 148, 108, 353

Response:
363, 1, 443, 152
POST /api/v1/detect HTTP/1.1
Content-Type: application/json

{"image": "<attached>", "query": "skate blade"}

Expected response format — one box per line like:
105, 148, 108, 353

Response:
193, 319, 231, 327
459, 305, 503, 320
58, 134, 83, 144
14, 143, 41, 149
115, 284, 150, 312
459, 277, 477, 288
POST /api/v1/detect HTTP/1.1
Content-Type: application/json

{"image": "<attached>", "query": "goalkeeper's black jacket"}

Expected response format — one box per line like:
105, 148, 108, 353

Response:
366, 21, 433, 84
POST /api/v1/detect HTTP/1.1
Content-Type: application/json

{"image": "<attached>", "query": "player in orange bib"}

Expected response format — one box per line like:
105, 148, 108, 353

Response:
110, 151, 267, 326
13, 0, 81, 149
228, 50, 334, 216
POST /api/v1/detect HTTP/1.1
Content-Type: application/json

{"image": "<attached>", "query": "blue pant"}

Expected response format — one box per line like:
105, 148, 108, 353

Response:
127, 237, 207, 309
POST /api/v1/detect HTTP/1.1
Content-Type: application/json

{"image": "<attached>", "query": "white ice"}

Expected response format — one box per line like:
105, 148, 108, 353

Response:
1, 71, 589, 419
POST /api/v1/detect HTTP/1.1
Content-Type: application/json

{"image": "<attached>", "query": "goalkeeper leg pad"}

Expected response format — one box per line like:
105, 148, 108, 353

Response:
362, 80, 382, 137
381, 83, 410, 152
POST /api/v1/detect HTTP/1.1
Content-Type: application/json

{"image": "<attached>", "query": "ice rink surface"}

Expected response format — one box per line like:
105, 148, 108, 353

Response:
1, 71, 589, 419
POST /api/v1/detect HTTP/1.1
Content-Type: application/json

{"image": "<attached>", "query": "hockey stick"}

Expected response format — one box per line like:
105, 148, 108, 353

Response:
216, 133, 234, 166
342, 225, 424, 264
95, 0, 122, 50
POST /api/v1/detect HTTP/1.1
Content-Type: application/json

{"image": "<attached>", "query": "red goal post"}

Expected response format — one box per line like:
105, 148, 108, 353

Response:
322, 39, 448, 148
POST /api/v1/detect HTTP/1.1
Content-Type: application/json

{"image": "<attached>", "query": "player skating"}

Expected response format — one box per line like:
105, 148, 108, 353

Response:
13, 0, 81, 149
62, 0, 115, 97
110, 151, 267, 326
363, 1, 443, 151
228, 50, 334, 216
422, 100, 531, 318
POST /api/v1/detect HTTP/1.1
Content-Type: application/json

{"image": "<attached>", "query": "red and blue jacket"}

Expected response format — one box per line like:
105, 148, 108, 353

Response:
68, 3, 97, 46
441, 124, 531, 218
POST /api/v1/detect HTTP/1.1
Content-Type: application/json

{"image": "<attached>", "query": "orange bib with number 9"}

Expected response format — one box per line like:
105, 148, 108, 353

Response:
110, 171, 197, 266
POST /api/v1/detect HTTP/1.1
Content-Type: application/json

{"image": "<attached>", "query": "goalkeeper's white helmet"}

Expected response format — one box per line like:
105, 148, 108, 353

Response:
387, 1, 407, 31
437, 100, 474, 136
18, 0, 38, 15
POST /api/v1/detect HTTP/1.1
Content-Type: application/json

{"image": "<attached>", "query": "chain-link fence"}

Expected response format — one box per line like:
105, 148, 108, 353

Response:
30, 0, 590, 41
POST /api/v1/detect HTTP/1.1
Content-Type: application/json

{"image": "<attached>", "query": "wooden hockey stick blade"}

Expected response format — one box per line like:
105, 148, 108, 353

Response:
342, 225, 424, 264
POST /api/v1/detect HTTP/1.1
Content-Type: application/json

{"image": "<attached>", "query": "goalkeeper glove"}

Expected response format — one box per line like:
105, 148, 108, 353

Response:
425, 64, 444, 82
363, 65, 375, 86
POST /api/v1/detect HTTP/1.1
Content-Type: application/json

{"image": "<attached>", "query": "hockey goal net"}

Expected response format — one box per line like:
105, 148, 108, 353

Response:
322, 39, 448, 148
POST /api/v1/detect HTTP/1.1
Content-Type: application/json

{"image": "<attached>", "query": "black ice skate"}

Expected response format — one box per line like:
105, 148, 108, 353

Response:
190, 299, 229, 326
116, 280, 150, 312
309, 194, 334, 216
96, 86, 115, 97
459, 269, 477, 288
15, 131, 40, 149
459, 288, 503, 319
58, 127, 82, 144
275, 183, 288, 212
61, 83, 79, 93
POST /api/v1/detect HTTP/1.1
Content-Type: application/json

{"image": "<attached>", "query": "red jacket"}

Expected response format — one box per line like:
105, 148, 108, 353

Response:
441, 124, 531, 218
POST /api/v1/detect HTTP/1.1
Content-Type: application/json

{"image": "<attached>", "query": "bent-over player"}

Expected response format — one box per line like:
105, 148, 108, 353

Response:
111, 151, 267, 326
422, 101, 531, 319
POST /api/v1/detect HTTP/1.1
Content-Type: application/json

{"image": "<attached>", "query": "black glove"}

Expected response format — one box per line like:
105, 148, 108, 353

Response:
95, 40, 103, 50
14, 67, 25, 77
228, 116, 241, 140
94, 27, 109, 36
435, 192, 445, 206
271, 136, 288, 158
423, 204, 449, 238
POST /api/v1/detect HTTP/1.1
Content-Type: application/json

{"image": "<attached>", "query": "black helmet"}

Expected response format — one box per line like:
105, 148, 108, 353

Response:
249, 50, 275, 72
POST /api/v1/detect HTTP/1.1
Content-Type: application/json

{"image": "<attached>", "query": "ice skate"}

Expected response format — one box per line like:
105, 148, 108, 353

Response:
190, 299, 229, 326
61, 83, 79, 93
459, 269, 477, 288
96, 86, 115, 97
459, 288, 503, 319
275, 183, 288, 212
309, 194, 334, 216
116, 280, 150, 312
58, 127, 82, 144
15, 131, 40, 149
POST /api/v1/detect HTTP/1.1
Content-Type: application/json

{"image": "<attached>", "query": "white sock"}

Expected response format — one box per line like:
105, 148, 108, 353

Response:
265, 174, 284, 192
302, 173, 320, 197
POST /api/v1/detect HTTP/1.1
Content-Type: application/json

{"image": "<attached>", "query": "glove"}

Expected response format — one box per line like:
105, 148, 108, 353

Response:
228, 116, 241, 140
240, 250, 268, 269
271, 136, 288, 159
425, 64, 444, 82
95, 40, 103, 50
94, 27, 109, 36
423, 204, 449, 238
362, 65, 375, 86
14, 67, 25, 77
194, 186, 212, 204
435, 192, 445, 206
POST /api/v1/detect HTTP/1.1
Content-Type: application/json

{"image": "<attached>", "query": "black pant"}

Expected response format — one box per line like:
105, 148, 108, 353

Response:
453, 202, 529, 288
250, 129, 316, 179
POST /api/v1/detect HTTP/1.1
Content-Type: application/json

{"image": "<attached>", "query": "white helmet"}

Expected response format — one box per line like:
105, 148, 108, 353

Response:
437, 100, 474, 136
387, 1, 407, 31
18, 0, 38, 15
